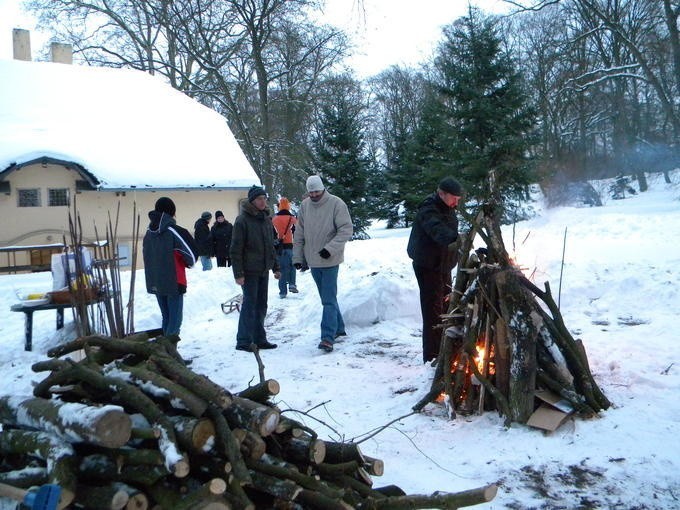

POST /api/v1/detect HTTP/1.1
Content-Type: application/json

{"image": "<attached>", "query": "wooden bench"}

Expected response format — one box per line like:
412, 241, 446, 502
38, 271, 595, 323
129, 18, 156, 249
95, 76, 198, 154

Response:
10, 301, 71, 351
10, 298, 103, 352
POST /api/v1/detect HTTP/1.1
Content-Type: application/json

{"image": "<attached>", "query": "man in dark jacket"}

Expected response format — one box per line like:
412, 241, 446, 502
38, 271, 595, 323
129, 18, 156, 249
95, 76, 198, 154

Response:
194, 211, 213, 271
407, 177, 462, 363
143, 197, 199, 337
211, 210, 233, 268
230, 186, 281, 351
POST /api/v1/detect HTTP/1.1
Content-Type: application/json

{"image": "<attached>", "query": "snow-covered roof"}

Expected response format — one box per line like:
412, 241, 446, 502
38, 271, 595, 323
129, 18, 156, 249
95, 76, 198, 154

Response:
0, 59, 260, 190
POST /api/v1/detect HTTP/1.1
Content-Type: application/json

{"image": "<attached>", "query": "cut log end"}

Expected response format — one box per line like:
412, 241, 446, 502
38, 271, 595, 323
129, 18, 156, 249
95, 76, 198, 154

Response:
172, 457, 191, 478
94, 410, 133, 448
208, 477, 227, 495
125, 493, 149, 510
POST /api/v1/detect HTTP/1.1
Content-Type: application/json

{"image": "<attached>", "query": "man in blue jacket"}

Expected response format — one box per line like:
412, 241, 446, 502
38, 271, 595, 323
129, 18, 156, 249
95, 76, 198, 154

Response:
407, 177, 462, 363
143, 197, 199, 338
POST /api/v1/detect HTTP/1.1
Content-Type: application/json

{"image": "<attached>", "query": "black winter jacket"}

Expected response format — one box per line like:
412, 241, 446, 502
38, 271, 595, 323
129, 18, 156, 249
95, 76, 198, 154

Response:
194, 218, 213, 257
143, 211, 198, 295
407, 193, 459, 273
211, 220, 233, 260
230, 201, 280, 278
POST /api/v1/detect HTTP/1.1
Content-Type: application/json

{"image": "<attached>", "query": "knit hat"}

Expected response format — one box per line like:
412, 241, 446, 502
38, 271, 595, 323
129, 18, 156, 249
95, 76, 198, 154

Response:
154, 197, 176, 216
278, 197, 290, 211
248, 185, 267, 202
215, 210, 224, 219
306, 175, 325, 192
439, 177, 462, 196
201, 211, 212, 220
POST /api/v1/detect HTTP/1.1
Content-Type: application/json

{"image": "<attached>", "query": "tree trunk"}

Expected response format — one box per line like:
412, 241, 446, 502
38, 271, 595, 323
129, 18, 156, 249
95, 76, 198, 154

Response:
0, 396, 131, 448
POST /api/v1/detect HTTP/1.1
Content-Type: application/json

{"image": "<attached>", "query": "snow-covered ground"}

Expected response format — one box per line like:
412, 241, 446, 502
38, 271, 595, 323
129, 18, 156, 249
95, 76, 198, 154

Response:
1, 172, 679, 509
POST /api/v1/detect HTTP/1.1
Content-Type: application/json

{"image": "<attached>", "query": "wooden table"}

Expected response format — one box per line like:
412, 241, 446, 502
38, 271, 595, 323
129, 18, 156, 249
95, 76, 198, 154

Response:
10, 301, 73, 351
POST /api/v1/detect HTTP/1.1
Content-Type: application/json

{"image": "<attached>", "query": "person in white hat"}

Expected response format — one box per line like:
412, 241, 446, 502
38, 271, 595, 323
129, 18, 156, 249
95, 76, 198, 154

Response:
293, 175, 353, 353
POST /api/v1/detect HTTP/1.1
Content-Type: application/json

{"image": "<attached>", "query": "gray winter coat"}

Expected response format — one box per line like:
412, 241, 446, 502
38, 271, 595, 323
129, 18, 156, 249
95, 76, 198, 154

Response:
293, 191, 353, 268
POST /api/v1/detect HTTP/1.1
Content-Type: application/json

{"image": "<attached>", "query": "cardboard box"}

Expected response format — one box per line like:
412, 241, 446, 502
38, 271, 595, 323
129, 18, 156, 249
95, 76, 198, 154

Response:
527, 390, 574, 432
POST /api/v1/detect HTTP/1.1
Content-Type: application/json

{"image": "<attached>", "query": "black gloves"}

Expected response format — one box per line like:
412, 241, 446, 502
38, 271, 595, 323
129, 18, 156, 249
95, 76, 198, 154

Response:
319, 248, 331, 259
294, 262, 309, 272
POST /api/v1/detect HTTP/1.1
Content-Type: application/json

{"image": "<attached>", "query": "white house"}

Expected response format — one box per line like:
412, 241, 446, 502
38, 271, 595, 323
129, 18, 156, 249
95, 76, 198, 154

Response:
0, 31, 260, 271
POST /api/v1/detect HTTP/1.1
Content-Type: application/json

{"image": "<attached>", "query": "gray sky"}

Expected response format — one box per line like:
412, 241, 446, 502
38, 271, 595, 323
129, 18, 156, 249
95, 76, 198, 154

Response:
0, 0, 511, 76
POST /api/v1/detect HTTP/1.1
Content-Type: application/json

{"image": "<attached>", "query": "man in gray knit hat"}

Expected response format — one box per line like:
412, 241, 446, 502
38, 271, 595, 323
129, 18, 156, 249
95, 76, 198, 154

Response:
293, 175, 353, 353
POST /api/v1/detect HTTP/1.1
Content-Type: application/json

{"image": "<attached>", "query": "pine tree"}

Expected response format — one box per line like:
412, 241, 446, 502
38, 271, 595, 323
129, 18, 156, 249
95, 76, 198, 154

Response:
432, 8, 536, 209
399, 84, 459, 222
310, 76, 375, 239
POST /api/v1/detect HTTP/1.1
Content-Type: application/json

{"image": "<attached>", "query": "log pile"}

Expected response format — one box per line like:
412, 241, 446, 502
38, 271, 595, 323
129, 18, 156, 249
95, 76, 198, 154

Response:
1, 331, 497, 509
414, 183, 610, 426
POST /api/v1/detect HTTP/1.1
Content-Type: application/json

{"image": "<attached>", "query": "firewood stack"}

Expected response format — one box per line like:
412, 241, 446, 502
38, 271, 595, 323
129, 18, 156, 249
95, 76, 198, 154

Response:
414, 176, 610, 426
0, 331, 497, 509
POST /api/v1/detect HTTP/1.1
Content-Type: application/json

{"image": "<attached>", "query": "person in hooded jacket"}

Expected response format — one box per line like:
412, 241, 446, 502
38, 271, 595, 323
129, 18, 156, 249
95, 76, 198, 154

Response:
230, 186, 281, 352
194, 211, 213, 271
211, 210, 233, 268
272, 197, 298, 298
143, 197, 199, 338
407, 177, 463, 363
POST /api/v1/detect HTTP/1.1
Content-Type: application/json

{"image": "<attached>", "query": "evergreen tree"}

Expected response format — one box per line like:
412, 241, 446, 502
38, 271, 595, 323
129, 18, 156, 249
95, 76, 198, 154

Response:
310, 76, 375, 239
400, 84, 459, 222
431, 8, 537, 211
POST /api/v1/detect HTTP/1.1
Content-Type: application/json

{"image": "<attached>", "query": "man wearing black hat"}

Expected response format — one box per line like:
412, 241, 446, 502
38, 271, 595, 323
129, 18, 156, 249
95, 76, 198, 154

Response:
407, 177, 463, 363
211, 210, 233, 268
143, 196, 199, 339
229, 186, 281, 352
194, 211, 214, 271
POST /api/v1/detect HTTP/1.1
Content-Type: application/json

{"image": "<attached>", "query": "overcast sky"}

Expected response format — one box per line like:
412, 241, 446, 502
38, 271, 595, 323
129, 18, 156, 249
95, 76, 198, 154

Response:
0, 0, 511, 76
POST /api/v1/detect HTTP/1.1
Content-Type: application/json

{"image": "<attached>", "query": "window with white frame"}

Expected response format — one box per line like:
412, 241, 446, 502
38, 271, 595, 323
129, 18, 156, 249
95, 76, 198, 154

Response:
18, 188, 41, 207
48, 188, 70, 207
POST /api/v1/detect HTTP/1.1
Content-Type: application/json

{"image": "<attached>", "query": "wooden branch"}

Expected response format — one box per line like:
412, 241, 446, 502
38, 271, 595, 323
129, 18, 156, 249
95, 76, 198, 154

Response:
169, 415, 216, 455
79, 454, 169, 486
0, 429, 76, 509
0, 395, 131, 448
113, 362, 209, 417
237, 379, 280, 404
206, 405, 251, 485
232, 428, 267, 460
363, 456, 384, 477
74, 484, 129, 510
150, 354, 233, 409
245, 458, 344, 500
281, 436, 326, 465
248, 470, 303, 501
364, 483, 498, 509
0, 466, 47, 488
296, 489, 353, 510
323, 442, 365, 464
50, 360, 187, 475
223, 397, 280, 437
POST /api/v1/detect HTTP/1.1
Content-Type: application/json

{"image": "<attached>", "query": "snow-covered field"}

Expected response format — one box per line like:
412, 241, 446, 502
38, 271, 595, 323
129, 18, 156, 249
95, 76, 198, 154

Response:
1, 172, 679, 509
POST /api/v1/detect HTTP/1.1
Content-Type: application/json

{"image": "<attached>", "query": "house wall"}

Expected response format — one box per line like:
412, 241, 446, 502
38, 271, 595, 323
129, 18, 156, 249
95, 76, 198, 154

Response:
0, 162, 252, 271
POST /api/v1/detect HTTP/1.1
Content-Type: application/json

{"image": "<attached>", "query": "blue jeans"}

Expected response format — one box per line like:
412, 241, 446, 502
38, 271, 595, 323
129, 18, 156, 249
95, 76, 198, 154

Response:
200, 256, 213, 271
277, 248, 294, 295
310, 266, 345, 342
156, 294, 184, 336
236, 273, 269, 347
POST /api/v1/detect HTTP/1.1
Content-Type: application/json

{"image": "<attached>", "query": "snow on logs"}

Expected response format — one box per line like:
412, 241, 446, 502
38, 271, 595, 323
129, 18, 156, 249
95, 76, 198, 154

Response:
0, 332, 497, 509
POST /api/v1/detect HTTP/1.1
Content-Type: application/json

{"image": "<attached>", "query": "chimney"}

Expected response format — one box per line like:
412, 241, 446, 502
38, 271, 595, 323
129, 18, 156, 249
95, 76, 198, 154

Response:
50, 42, 73, 64
12, 28, 31, 61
